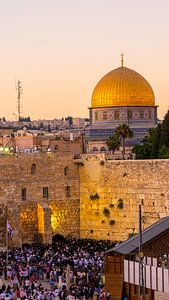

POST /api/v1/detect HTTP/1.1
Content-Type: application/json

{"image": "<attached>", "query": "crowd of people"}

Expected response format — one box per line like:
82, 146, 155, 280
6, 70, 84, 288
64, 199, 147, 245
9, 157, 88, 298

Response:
0, 237, 115, 299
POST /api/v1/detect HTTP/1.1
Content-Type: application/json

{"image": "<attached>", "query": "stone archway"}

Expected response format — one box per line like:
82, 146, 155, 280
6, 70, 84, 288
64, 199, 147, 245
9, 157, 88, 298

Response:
38, 203, 52, 244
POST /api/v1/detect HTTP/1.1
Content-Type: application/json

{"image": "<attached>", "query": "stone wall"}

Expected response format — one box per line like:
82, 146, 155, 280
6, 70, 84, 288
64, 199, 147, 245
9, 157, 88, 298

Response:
0, 152, 80, 246
1, 152, 169, 246
79, 154, 169, 241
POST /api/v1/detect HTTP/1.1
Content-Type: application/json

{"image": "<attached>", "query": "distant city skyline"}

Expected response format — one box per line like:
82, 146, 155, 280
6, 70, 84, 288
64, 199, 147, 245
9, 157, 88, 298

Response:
0, 0, 169, 120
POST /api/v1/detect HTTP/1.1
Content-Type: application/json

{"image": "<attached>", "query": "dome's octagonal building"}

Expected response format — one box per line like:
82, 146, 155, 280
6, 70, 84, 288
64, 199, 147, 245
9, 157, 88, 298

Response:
86, 59, 158, 152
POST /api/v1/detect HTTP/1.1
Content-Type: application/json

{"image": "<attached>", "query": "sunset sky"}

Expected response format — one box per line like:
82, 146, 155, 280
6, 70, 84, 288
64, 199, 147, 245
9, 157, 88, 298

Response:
0, 0, 169, 120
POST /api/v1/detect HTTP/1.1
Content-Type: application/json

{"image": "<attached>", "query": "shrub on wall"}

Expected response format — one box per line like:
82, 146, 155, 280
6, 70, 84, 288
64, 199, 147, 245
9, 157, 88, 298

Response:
123, 172, 127, 177
128, 232, 135, 238
109, 219, 115, 225
90, 193, 99, 200
103, 207, 110, 216
117, 199, 124, 209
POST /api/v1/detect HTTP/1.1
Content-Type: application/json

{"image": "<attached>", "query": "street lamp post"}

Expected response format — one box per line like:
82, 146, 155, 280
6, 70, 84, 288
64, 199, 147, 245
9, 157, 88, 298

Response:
138, 204, 144, 297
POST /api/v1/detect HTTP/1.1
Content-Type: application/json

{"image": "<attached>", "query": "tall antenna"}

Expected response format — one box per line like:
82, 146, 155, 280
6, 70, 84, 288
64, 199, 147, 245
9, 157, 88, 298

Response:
16, 80, 23, 121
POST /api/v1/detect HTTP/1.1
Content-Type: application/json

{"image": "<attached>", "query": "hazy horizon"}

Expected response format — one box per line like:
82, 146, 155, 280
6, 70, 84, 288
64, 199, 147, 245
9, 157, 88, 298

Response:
0, 0, 169, 120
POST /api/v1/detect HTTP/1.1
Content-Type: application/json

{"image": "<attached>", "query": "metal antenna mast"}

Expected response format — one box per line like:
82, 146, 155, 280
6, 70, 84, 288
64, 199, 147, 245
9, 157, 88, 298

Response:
16, 80, 22, 121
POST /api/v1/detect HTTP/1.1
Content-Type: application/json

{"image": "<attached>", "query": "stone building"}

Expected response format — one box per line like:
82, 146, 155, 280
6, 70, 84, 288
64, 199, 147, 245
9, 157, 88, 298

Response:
86, 56, 158, 153
1, 130, 83, 154
0, 152, 80, 247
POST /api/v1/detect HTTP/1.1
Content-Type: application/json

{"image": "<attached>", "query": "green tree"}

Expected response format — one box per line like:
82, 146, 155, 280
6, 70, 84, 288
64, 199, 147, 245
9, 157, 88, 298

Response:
106, 133, 121, 153
132, 110, 169, 159
133, 126, 161, 159
132, 141, 152, 159
149, 126, 161, 158
160, 110, 169, 147
158, 145, 169, 159
115, 124, 133, 159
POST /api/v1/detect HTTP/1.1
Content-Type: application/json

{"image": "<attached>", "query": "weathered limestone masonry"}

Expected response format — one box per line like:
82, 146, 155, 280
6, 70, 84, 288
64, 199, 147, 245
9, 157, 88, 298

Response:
0, 153, 80, 247
80, 154, 169, 241
1, 152, 169, 246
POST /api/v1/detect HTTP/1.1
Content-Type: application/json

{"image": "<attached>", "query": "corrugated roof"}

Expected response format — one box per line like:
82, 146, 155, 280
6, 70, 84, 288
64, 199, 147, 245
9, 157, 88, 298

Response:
105, 217, 169, 255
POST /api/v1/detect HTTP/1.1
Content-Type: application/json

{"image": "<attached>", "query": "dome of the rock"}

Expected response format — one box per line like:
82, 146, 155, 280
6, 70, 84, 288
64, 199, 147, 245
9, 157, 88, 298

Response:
91, 66, 155, 108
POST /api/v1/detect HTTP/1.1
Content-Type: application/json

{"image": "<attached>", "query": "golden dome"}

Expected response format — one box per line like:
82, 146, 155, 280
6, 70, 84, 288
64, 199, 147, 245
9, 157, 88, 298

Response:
91, 66, 155, 108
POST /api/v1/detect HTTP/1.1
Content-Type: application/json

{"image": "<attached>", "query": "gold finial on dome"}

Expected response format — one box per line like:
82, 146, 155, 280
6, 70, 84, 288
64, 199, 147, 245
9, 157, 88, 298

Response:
121, 52, 124, 67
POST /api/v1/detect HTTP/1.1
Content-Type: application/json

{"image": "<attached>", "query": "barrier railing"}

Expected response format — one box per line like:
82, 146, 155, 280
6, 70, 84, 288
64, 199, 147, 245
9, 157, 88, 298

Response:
124, 259, 169, 293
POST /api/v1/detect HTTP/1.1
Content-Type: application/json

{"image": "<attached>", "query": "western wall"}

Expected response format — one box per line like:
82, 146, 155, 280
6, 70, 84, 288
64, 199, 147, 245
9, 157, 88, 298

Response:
0, 152, 169, 246
79, 154, 169, 241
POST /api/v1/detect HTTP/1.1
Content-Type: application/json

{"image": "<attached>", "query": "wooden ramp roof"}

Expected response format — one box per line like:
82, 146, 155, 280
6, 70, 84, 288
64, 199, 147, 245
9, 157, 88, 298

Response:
105, 216, 169, 255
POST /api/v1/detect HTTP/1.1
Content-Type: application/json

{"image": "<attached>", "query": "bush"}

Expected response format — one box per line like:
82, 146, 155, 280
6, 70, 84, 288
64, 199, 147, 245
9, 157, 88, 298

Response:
109, 203, 114, 208
117, 199, 124, 209
100, 160, 105, 166
103, 207, 110, 216
128, 232, 135, 238
90, 193, 99, 200
109, 219, 115, 225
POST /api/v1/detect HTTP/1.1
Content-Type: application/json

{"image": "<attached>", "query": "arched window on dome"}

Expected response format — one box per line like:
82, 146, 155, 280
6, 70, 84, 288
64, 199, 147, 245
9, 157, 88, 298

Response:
148, 110, 152, 119
31, 163, 36, 175
100, 147, 106, 152
95, 112, 98, 121
114, 110, 119, 120
103, 111, 108, 120
92, 147, 98, 152
128, 110, 132, 120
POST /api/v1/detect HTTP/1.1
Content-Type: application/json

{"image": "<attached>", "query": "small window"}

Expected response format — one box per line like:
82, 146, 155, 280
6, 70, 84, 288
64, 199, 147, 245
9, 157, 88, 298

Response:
21, 188, 27, 201
65, 186, 70, 198
140, 111, 144, 119
31, 163, 36, 175
128, 110, 132, 119
92, 147, 98, 152
103, 111, 107, 120
100, 147, 106, 152
64, 167, 69, 176
114, 110, 119, 120
54, 145, 58, 151
43, 187, 49, 198
95, 111, 98, 121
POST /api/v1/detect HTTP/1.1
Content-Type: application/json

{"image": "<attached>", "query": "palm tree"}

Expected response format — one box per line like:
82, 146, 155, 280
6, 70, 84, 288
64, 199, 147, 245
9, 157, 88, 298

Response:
115, 124, 133, 159
106, 133, 121, 153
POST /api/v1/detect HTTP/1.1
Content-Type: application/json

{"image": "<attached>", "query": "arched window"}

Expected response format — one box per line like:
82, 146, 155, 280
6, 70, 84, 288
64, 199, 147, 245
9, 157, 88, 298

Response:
64, 167, 69, 176
31, 163, 36, 175
65, 186, 70, 197
92, 147, 98, 152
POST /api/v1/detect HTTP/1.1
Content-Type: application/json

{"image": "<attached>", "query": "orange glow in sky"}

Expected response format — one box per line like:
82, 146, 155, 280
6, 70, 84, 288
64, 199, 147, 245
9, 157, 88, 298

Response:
0, 0, 169, 120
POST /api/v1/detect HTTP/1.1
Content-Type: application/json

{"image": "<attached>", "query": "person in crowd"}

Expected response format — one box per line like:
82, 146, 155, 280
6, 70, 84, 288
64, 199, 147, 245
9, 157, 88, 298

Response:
0, 238, 114, 299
